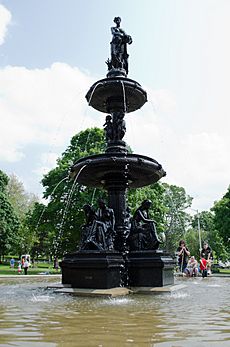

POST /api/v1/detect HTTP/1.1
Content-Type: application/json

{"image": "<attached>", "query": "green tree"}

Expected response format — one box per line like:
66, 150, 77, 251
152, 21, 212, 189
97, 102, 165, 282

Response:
184, 229, 200, 259
27, 128, 106, 258
189, 211, 215, 256
186, 210, 229, 261
212, 186, 230, 259
162, 183, 193, 254
6, 174, 39, 255
0, 170, 20, 259
7, 173, 38, 217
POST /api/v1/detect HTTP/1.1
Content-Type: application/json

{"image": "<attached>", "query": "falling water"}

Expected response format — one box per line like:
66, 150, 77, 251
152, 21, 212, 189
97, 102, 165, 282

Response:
88, 82, 103, 106
121, 80, 127, 113
84, 129, 92, 152
91, 188, 97, 205
54, 165, 87, 253
148, 98, 158, 114
35, 176, 69, 232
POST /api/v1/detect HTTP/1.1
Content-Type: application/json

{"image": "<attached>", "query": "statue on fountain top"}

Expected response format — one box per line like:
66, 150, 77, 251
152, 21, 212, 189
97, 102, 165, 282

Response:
106, 17, 132, 76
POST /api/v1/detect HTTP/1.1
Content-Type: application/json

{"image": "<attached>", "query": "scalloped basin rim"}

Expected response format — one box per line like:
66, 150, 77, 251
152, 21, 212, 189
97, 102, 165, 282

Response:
71, 153, 161, 167
85, 77, 147, 113
70, 153, 166, 188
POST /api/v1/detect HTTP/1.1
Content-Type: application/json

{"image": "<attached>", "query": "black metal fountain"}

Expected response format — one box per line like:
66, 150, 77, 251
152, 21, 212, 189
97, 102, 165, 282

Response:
60, 17, 175, 289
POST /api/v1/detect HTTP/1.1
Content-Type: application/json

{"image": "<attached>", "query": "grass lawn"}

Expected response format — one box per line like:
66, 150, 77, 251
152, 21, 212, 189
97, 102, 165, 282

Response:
219, 268, 230, 274
0, 263, 61, 275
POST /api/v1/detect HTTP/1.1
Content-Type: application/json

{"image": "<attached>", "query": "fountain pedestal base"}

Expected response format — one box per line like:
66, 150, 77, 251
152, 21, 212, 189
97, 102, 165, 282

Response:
127, 250, 175, 287
60, 251, 125, 289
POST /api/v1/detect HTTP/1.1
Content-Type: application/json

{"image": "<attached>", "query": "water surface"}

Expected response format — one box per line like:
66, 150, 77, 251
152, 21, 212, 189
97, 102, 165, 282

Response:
0, 277, 229, 346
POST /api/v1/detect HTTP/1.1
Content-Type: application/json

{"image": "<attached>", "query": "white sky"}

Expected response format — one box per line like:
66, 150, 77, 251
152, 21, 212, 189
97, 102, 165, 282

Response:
0, 0, 229, 211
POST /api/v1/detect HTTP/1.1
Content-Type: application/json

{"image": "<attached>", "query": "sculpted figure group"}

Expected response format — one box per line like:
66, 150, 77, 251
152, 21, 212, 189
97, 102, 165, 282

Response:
103, 112, 126, 142
80, 199, 115, 251
80, 198, 162, 252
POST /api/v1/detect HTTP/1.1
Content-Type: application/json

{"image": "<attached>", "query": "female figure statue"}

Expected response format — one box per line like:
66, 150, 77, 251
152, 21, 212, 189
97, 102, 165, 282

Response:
128, 199, 161, 250
110, 17, 132, 74
80, 200, 115, 251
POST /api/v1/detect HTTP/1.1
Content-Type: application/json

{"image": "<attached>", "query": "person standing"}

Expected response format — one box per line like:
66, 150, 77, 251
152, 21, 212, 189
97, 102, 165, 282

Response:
10, 258, 15, 269
200, 241, 213, 275
200, 257, 208, 278
23, 258, 29, 275
176, 240, 190, 273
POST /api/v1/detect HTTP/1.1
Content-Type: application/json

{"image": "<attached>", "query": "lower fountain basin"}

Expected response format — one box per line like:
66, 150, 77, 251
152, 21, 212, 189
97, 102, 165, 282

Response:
0, 276, 229, 346
70, 152, 166, 188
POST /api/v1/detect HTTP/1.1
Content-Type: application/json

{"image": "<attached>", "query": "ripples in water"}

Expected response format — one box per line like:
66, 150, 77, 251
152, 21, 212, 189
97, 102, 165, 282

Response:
0, 277, 229, 347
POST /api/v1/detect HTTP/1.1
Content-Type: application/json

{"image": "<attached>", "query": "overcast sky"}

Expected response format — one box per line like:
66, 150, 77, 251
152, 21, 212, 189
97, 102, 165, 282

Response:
0, 0, 230, 212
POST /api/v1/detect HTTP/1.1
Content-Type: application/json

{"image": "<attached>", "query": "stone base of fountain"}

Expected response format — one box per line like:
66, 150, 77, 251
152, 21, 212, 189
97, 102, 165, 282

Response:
60, 251, 125, 289
127, 250, 175, 287
61, 250, 175, 289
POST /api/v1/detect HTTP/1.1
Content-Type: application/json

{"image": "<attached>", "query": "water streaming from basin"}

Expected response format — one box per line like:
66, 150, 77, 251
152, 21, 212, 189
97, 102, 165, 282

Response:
0, 276, 229, 346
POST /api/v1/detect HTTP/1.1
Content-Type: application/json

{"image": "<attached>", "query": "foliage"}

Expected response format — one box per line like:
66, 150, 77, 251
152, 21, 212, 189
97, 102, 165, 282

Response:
184, 229, 200, 259
27, 128, 107, 258
212, 186, 230, 247
190, 211, 215, 256
211, 187, 230, 260
6, 174, 38, 218
161, 183, 193, 254
6, 174, 39, 255
187, 210, 229, 261
0, 170, 20, 258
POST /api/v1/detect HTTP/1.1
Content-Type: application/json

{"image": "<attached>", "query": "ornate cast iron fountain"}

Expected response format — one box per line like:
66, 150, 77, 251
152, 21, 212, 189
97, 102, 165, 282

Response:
60, 18, 174, 288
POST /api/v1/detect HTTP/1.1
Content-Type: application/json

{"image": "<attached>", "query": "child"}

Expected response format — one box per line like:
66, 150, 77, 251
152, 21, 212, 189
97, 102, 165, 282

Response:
200, 258, 208, 278
185, 256, 198, 277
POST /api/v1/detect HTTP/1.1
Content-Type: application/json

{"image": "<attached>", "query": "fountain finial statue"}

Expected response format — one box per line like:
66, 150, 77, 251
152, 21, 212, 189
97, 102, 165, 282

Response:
106, 17, 132, 76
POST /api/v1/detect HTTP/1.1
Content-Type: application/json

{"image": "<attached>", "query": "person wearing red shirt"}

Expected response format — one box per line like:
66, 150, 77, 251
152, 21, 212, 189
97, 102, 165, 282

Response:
200, 258, 208, 278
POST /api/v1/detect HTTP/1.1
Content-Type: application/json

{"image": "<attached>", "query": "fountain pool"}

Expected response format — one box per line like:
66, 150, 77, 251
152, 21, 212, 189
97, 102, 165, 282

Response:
0, 276, 229, 346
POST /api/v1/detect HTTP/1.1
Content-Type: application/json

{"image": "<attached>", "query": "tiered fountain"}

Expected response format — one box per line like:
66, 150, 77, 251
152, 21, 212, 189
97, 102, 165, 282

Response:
60, 17, 175, 289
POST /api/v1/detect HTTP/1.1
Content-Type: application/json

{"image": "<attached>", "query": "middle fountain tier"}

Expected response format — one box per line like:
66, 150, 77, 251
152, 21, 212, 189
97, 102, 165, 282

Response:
61, 17, 175, 289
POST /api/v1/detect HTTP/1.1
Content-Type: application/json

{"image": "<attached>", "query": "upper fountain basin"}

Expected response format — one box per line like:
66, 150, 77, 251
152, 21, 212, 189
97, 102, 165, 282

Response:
70, 152, 166, 188
85, 76, 147, 113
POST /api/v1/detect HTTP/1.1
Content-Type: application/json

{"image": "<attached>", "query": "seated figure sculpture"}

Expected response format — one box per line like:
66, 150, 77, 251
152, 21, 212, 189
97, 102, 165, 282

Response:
80, 199, 115, 251
96, 199, 115, 250
79, 204, 97, 250
128, 199, 161, 251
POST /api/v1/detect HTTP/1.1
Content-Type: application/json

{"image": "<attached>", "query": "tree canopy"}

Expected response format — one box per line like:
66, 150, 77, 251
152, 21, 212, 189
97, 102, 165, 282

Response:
161, 183, 193, 253
212, 186, 230, 258
0, 170, 20, 258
